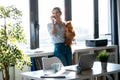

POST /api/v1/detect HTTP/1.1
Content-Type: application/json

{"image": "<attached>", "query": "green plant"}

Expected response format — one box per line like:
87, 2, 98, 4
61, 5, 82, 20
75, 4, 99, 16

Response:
0, 5, 31, 80
97, 50, 110, 62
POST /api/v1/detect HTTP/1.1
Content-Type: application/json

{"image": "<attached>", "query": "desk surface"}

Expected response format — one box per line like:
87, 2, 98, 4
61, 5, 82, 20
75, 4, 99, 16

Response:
20, 61, 120, 80
24, 45, 117, 57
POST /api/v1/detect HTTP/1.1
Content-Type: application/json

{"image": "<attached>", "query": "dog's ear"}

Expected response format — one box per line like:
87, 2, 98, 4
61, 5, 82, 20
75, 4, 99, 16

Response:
67, 21, 71, 25
65, 21, 71, 26
66, 21, 71, 27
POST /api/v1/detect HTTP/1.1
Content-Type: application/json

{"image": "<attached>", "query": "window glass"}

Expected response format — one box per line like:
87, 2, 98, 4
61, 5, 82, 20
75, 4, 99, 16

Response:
0, 0, 30, 50
38, 0, 64, 48
98, 0, 111, 44
72, 0, 94, 45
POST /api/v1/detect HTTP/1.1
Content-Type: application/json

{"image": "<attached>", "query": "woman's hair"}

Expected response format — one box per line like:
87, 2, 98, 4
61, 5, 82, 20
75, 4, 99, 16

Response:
52, 7, 62, 13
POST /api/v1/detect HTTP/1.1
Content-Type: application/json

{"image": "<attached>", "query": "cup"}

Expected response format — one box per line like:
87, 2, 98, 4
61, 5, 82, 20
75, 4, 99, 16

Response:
51, 63, 61, 72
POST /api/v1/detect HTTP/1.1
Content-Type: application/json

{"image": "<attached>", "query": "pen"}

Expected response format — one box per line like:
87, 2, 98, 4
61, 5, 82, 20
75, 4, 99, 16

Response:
65, 69, 77, 72
41, 76, 65, 78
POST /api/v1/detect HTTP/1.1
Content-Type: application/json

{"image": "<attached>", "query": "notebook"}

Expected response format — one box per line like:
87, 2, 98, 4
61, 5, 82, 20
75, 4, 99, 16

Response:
65, 53, 96, 71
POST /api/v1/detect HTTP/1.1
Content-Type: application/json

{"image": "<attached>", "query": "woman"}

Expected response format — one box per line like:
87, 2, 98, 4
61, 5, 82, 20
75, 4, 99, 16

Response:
47, 7, 72, 66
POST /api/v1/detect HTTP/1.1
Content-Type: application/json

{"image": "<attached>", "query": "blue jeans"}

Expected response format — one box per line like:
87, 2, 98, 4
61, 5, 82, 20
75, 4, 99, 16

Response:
54, 43, 72, 66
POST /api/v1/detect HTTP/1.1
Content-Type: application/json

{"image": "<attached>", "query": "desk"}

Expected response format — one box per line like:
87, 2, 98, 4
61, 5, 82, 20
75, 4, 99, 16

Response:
24, 45, 118, 65
20, 61, 120, 80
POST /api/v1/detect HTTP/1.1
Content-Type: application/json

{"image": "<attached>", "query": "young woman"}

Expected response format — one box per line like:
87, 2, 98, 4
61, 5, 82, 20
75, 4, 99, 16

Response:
47, 7, 72, 66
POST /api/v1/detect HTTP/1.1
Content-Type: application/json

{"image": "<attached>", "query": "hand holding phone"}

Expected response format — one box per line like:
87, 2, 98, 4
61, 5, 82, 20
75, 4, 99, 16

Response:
51, 16, 56, 24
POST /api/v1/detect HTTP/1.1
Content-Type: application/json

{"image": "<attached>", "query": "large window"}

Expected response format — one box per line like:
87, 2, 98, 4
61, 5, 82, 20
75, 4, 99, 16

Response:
98, 0, 111, 44
72, 0, 94, 45
38, 0, 94, 47
1, 0, 112, 49
38, 0, 64, 48
0, 0, 30, 50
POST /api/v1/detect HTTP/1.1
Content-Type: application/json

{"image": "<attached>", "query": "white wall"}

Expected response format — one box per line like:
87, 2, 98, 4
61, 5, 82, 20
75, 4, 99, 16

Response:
15, 66, 31, 80
0, 67, 14, 80
0, 66, 30, 80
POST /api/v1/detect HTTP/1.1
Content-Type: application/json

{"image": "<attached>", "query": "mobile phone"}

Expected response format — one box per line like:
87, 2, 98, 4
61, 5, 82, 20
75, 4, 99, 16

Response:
52, 16, 56, 24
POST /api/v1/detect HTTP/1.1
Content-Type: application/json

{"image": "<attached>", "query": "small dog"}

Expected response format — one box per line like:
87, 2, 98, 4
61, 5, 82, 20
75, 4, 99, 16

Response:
64, 21, 75, 46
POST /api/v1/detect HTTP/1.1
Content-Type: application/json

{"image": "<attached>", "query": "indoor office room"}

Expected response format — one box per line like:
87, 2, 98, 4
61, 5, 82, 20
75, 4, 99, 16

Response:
0, 0, 120, 80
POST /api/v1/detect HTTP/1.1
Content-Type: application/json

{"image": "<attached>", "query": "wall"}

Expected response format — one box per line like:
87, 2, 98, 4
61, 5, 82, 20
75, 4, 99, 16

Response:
0, 67, 14, 80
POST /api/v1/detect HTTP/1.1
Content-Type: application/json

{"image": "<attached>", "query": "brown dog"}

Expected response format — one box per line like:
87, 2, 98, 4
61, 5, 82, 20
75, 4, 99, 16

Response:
64, 21, 75, 46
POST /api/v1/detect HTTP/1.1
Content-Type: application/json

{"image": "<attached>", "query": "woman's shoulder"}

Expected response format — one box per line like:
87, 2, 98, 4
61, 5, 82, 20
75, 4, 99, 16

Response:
47, 23, 52, 27
47, 23, 52, 30
47, 23, 51, 25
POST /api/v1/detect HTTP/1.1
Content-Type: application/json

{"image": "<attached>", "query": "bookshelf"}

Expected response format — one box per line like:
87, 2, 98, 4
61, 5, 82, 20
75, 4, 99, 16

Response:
73, 45, 118, 64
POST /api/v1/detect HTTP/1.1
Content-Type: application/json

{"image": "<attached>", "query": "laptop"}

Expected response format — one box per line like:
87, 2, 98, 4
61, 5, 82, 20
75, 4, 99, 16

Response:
78, 53, 96, 70
65, 53, 96, 71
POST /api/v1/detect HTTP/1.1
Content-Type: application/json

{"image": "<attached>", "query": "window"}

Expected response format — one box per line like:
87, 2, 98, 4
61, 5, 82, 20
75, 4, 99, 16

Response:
98, 0, 111, 44
38, 0, 64, 48
1, 0, 112, 49
72, 0, 94, 45
0, 0, 30, 50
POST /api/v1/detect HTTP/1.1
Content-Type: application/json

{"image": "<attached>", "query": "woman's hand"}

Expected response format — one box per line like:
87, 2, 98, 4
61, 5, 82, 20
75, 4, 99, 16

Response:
51, 15, 56, 34
51, 16, 56, 24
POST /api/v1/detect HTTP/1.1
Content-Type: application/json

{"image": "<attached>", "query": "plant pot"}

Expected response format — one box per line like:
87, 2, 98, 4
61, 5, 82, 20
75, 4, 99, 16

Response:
101, 62, 107, 70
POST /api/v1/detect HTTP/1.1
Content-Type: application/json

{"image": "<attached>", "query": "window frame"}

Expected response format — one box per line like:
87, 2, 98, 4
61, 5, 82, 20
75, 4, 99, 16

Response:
29, 0, 117, 48
30, 0, 39, 49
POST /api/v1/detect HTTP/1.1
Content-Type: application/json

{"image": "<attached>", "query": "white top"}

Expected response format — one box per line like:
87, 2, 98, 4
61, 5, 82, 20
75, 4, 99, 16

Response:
47, 23, 65, 44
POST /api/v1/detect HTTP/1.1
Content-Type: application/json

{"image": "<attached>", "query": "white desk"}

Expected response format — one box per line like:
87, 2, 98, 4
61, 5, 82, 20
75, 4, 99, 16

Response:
24, 45, 118, 64
20, 61, 120, 80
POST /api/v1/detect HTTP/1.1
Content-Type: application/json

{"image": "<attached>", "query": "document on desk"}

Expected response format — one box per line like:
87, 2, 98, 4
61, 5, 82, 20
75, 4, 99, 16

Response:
41, 69, 66, 78
26, 49, 43, 53
65, 65, 78, 72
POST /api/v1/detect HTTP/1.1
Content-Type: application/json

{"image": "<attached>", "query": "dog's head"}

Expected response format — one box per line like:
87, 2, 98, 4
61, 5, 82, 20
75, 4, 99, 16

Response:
65, 21, 73, 31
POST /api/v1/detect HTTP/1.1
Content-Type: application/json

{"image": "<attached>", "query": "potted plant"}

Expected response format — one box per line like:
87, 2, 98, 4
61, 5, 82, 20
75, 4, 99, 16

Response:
97, 50, 110, 69
0, 5, 31, 80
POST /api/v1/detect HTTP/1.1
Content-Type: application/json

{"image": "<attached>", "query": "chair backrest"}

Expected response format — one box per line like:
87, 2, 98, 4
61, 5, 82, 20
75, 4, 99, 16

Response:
42, 57, 64, 70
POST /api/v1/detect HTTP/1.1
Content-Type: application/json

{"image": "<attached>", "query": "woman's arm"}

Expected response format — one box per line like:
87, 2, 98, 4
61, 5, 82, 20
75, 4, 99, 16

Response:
51, 16, 56, 34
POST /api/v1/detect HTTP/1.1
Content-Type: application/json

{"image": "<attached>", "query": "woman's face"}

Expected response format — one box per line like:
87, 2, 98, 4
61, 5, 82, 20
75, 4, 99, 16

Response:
52, 9, 62, 20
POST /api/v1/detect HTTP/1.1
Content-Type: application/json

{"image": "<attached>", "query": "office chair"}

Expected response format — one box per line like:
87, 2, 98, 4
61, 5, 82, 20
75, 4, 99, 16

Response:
42, 57, 64, 70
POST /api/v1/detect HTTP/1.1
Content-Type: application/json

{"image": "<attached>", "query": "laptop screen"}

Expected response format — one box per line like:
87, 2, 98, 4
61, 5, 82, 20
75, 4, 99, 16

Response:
78, 53, 96, 70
